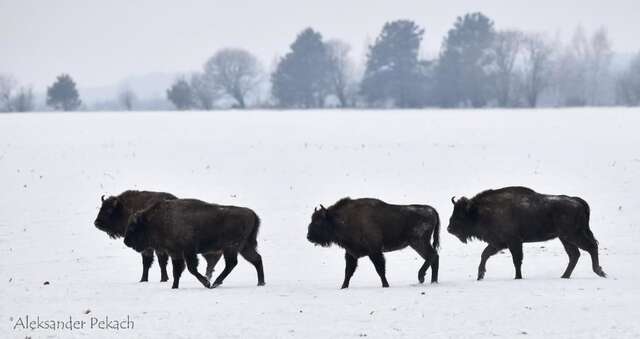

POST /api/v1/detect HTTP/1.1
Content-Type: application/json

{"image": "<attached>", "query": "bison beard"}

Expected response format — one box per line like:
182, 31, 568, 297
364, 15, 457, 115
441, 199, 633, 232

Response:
307, 198, 440, 288
448, 186, 607, 280
124, 199, 265, 289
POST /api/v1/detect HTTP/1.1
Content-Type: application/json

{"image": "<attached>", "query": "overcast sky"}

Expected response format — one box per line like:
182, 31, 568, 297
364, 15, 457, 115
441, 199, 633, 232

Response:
1, 0, 639, 90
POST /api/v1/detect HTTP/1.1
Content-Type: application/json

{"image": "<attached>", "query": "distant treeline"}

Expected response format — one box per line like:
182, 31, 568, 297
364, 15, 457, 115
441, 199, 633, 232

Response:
2, 12, 639, 112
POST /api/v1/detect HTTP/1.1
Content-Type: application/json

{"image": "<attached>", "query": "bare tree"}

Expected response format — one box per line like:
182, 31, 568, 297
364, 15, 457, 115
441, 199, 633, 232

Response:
118, 87, 137, 111
520, 33, 554, 107
616, 52, 640, 106
11, 87, 35, 112
0, 73, 17, 112
204, 48, 262, 108
190, 73, 216, 110
326, 39, 357, 107
586, 27, 613, 105
492, 30, 523, 107
556, 26, 613, 106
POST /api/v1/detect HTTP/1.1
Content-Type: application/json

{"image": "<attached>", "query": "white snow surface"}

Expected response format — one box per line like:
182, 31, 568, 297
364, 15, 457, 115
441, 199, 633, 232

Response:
1, 108, 639, 338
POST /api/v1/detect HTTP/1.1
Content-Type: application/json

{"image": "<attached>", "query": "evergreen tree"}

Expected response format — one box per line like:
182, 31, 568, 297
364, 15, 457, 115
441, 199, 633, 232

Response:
46, 74, 82, 111
361, 20, 427, 108
436, 13, 496, 107
271, 28, 332, 108
166, 79, 194, 110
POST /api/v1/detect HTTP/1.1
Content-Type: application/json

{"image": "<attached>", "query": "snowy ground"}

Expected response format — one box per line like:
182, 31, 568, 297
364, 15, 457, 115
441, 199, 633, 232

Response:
1, 108, 639, 338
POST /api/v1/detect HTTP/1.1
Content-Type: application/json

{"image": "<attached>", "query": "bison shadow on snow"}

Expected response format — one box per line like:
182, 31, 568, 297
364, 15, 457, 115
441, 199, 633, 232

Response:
307, 197, 440, 288
447, 186, 607, 280
94, 190, 222, 283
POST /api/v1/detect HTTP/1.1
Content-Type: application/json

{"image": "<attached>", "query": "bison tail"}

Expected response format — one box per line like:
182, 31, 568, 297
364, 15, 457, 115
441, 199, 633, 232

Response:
575, 197, 598, 246
576, 197, 591, 222
246, 212, 261, 250
432, 210, 440, 251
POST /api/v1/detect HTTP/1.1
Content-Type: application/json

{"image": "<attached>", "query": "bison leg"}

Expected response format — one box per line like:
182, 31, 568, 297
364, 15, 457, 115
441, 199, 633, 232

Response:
369, 252, 389, 288
170, 255, 185, 289
157, 251, 169, 282
211, 249, 238, 288
410, 241, 439, 283
478, 245, 501, 280
203, 251, 223, 280
560, 238, 580, 279
240, 247, 265, 286
508, 243, 524, 279
573, 231, 606, 278
185, 252, 211, 288
140, 249, 154, 282
428, 247, 439, 283
341, 252, 358, 289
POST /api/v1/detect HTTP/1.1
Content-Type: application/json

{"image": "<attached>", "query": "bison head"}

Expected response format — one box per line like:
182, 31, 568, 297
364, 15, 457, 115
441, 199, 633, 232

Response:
447, 196, 477, 243
94, 195, 127, 238
123, 212, 151, 252
307, 205, 335, 247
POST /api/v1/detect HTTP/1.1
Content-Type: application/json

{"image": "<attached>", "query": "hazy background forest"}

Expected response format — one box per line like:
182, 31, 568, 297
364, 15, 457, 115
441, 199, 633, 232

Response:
1, 2, 639, 112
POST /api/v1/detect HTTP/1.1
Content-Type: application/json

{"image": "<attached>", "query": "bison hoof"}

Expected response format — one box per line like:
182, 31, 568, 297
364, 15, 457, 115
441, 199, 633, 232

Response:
596, 269, 607, 278
561, 274, 571, 279
211, 282, 222, 289
171, 285, 179, 289
139, 278, 148, 283
418, 276, 425, 284
477, 273, 485, 281
382, 284, 389, 288
340, 285, 349, 289
514, 276, 522, 280
257, 281, 265, 286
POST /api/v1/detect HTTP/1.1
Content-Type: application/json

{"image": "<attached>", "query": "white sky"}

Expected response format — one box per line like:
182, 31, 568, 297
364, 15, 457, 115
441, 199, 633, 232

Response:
1, 0, 639, 89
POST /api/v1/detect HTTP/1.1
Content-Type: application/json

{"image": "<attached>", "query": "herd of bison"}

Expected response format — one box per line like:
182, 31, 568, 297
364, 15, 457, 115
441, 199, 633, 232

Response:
93, 186, 607, 289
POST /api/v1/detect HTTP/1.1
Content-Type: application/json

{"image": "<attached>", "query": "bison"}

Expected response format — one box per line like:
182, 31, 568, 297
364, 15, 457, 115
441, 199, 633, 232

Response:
123, 198, 265, 289
447, 186, 607, 280
94, 190, 222, 282
307, 197, 440, 288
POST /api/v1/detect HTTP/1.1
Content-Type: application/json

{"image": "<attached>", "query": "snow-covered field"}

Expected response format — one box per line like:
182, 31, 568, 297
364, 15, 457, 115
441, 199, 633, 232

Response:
1, 108, 639, 338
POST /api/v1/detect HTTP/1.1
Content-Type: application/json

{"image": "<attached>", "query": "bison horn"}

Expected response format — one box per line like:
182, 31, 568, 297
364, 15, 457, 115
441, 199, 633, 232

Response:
101, 195, 106, 202
314, 207, 318, 213
451, 196, 456, 205
320, 204, 326, 211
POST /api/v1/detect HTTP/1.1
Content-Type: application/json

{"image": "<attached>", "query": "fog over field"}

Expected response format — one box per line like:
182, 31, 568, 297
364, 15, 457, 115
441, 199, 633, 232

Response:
1, 108, 639, 338
1, 1, 639, 110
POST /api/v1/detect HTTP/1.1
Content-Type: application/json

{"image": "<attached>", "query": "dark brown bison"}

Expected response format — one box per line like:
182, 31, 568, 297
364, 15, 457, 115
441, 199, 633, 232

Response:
307, 197, 440, 288
124, 198, 265, 289
94, 191, 222, 282
447, 186, 607, 280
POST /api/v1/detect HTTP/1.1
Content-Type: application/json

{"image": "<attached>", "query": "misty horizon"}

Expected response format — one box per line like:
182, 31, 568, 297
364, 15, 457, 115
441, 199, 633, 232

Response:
2, 0, 639, 93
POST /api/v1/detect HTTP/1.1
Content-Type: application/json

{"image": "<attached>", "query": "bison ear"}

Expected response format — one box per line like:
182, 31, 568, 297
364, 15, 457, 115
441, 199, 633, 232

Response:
314, 207, 318, 213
